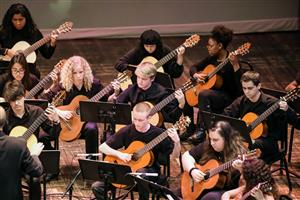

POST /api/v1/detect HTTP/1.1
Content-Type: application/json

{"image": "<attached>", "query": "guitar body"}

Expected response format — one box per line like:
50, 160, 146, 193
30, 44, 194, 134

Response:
104, 140, 153, 188
242, 112, 264, 140
181, 159, 220, 200
185, 64, 223, 106
58, 95, 89, 142
120, 56, 164, 91
0, 41, 37, 63
9, 126, 38, 153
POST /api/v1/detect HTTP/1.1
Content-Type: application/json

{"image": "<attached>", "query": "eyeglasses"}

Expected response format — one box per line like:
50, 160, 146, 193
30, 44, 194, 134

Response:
12, 68, 25, 74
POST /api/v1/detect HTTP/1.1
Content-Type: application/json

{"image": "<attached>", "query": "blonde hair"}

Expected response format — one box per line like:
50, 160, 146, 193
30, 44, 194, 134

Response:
135, 62, 157, 78
133, 102, 151, 113
60, 56, 94, 92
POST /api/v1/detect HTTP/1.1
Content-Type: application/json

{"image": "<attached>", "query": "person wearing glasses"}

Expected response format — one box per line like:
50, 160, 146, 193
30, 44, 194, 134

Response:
0, 53, 39, 97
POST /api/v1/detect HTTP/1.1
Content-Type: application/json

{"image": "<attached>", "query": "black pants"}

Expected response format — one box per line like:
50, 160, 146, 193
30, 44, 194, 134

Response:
79, 122, 99, 154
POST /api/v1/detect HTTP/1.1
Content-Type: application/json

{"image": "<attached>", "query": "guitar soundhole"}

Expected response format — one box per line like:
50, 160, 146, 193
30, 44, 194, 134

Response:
204, 171, 210, 180
131, 153, 139, 161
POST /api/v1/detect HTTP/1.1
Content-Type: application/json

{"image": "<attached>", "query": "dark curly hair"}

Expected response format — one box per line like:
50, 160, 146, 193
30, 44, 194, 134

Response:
242, 158, 278, 199
0, 3, 37, 39
210, 25, 233, 49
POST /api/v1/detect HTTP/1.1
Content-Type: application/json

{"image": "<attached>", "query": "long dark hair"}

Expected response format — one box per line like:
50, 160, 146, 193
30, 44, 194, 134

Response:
199, 121, 246, 164
1, 3, 37, 38
8, 53, 31, 89
242, 159, 278, 199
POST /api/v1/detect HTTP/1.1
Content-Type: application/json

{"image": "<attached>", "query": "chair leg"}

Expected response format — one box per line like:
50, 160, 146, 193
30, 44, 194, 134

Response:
282, 156, 293, 192
288, 126, 295, 163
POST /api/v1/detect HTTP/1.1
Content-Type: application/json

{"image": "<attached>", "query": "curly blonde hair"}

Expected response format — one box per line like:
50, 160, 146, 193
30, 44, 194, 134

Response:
60, 56, 94, 92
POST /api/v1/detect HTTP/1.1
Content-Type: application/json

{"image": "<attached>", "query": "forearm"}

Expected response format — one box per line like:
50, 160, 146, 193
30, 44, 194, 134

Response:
182, 151, 196, 172
99, 143, 121, 157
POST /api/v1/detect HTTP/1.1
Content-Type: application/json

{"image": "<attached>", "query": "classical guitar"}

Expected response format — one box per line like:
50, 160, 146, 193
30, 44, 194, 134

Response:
239, 181, 272, 200
243, 87, 300, 140
181, 149, 258, 200
120, 34, 200, 90
147, 79, 196, 127
0, 21, 73, 63
185, 42, 251, 106
9, 91, 65, 153
58, 71, 132, 142
25, 59, 66, 99
105, 115, 191, 188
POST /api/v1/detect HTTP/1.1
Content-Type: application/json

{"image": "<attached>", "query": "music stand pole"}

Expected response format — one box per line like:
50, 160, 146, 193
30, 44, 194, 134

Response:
62, 169, 81, 200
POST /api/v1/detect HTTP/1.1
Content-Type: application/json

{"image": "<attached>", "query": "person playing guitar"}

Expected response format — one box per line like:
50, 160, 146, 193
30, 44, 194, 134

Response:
178, 121, 247, 200
41, 56, 120, 158
0, 3, 58, 78
91, 102, 180, 200
185, 25, 243, 144
221, 158, 277, 200
223, 71, 300, 163
116, 62, 185, 128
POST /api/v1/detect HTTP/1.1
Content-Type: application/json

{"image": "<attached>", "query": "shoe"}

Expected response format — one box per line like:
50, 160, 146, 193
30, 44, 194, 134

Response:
187, 129, 206, 145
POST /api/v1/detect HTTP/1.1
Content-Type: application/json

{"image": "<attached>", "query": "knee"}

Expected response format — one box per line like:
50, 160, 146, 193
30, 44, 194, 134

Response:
91, 181, 104, 192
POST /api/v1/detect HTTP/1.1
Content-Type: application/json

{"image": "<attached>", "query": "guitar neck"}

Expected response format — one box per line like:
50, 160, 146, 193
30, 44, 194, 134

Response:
241, 191, 251, 200
154, 45, 182, 69
208, 158, 235, 178
90, 84, 113, 102
248, 101, 280, 131
22, 113, 48, 140
26, 74, 52, 99
135, 129, 170, 159
207, 58, 230, 80
149, 93, 175, 116
22, 35, 51, 56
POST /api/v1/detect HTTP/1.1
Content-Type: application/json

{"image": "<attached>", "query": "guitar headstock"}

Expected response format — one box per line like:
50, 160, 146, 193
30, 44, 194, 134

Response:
183, 34, 200, 48
53, 59, 67, 73
232, 42, 251, 56
116, 70, 132, 83
240, 149, 260, 161
51, 90, 66, 107
281, 87, 300, 102
173, 115, 191, 130
55, 21, 73, 34
257, 181, 273, 193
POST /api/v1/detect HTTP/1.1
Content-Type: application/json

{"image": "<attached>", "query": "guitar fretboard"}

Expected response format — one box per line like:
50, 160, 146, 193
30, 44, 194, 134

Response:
22, 113, 48, 140
207, 58, 230, 80
208, 158, 235, 178
23, 35, 51, 56
26, 73, 53, 99
90, 84, 113, 102
154, 46, 182, 69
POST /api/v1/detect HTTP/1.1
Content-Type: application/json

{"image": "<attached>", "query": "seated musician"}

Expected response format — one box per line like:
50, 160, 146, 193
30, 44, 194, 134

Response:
223, 71, 300, 163
221, 158, 277, 200
114, 29, 185, 86
178, 121, 246, 200
185, 25, 243, 144
41, 55, 119, 157
91, 102, 180, 200
0, 106, 45, 200
2, 80, 61, 197
0, 53, 39, 97
117, 62, 185, 127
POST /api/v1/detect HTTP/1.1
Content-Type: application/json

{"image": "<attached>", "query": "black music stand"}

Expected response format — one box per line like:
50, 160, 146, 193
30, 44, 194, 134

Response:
0, 99, 48, 111
127, 65, 174, 89
201, 111, 253, 149
131, 175, 182, 200
79, 101, 131, 142
78, 159, 135, 199
39, 150, 60, 200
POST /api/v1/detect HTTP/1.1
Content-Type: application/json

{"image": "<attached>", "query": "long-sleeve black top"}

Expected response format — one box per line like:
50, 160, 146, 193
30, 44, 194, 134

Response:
223, 92, 300, 140
4, 104, 61, 140
190, 54, 243, 99
117, 82, 183, 124
0, 27, 56, 77
115, 46, 184, 82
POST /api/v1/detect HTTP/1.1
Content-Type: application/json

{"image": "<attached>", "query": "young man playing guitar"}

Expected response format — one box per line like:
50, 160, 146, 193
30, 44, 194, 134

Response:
2, 80, 60, 192
186, 25, 243, 144
91, 102, 180, 200
223, 71, 300, 163
117, 62, 186, 127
